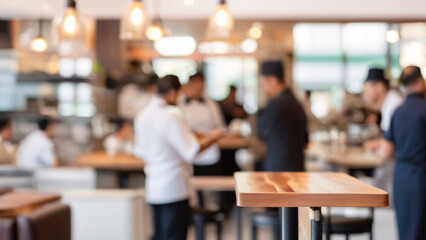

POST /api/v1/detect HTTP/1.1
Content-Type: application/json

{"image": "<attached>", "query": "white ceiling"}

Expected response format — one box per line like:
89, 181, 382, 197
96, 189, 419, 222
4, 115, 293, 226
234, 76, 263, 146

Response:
1, 0, 426, 21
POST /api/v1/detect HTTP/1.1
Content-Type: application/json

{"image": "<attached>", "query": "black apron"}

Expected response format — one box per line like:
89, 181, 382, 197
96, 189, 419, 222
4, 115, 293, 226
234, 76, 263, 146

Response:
394, 162, 426, 240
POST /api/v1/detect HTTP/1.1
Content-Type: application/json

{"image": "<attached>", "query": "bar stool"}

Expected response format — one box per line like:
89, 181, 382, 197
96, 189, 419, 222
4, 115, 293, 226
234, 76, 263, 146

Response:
192, 207, 225, 240
323, 208, 374, 240
250, 212, 280, 240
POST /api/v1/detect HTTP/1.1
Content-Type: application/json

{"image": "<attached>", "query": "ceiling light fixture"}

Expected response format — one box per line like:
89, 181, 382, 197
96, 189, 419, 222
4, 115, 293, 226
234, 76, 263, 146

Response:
248, 22, 263, 40
386, 29, 400, 44
146, 18, 166, 41
60, 0, 79, 38
206, 0, 234, 41
120, 0, 146, 40
31, 19, 48, 52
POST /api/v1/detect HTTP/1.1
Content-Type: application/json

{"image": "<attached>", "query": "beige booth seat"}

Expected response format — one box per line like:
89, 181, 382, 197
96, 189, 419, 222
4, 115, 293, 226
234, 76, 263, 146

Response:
62, 190, 150, 240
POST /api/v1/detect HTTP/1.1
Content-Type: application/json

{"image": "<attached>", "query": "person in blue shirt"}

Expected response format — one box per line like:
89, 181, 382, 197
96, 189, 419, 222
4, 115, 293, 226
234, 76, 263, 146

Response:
379, 66, 426, 240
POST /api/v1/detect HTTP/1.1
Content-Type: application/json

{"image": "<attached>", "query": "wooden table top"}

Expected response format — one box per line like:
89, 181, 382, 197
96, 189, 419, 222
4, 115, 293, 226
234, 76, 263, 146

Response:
307, 142, 385, 169
235, 172, 388, 208
191, 176, 235, 191
76, 135, 249, 171
76, 152, 145, 170
0, 192, 61, 218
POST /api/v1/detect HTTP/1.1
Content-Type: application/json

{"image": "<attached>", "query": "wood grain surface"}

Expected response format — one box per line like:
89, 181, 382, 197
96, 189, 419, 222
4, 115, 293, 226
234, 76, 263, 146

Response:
235, 172, 389, 208
0, 192, 61, 218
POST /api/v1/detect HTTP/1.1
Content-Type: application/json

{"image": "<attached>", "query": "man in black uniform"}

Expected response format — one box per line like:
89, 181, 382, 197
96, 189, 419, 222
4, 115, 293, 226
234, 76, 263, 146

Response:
256, 60, 308, 239
380, 66, 426, 240
257, 60, 308, 172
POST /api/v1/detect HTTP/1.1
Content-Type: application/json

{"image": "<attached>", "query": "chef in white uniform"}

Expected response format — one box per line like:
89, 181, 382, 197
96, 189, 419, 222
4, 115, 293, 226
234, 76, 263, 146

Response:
134, 75, 223, 240
17, 118, 57, 168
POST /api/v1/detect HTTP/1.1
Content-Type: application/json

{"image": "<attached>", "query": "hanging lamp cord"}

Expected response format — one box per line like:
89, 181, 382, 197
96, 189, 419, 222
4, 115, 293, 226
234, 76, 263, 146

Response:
66, 0, 77, 8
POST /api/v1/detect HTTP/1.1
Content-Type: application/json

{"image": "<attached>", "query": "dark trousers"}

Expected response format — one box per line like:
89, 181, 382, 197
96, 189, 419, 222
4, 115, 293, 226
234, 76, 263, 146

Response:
394, 163, 426, 240
151, 199, 191, 240
194, 161, 223, 207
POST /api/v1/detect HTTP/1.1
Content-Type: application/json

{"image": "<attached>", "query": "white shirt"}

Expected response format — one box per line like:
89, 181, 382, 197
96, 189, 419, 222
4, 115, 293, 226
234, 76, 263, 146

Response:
178, 95, 225, 165
134, 96, 200, 204
103, 135, 133, 156
17, 130, 55, 168
134, 92, 153, 116
380, 90, 404, 132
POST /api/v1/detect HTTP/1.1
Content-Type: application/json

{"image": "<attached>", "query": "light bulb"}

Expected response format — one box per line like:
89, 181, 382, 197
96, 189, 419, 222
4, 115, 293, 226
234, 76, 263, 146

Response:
215, 9, 228, 27
31, 37, 48, 52
120, 0, 146, 40
146, 25, 164, 41
206, 2, 234, 40
248, 23, 263, 40
61, 8, 79, 37
240, 38, 257, 53
386, 30, 400, 44
130, 2, 144, 25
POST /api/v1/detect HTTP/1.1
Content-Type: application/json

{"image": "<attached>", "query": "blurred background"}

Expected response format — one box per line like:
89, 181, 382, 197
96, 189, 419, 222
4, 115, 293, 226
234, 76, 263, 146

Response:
1, 0, 426, 239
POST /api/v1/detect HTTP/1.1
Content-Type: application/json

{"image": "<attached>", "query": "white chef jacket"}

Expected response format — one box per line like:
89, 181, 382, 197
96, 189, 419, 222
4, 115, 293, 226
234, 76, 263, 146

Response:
380, 89, 404, 132
17, 130, 55, 168
134, 92, 153, 116
134, 96, 200, 204
178, 95, 225, 165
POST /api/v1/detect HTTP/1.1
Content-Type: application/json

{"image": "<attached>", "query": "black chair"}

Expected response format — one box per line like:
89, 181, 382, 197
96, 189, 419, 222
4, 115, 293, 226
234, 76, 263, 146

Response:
192, 207, 225, 240
323, 208, 374, 240
250, 212, 280, 240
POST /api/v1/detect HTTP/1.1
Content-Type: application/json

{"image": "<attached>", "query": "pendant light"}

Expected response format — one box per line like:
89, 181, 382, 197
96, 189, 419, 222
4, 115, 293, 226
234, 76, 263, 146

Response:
120, 0, 146, 41
60, 0, 79, 38
31, 19, 48, 52
206, 0, 234, 40
145, 0, 168, 42
146, 17, 166, 41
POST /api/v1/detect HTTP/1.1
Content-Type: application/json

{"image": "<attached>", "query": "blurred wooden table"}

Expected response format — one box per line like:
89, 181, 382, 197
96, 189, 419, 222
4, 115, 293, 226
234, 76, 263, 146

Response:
235, 172, 388, 240
191, 176, 235, 191
0, 192, 61, 218
76, 152, 145, 189
76, 152, 145, 171
307, 142, 385, 169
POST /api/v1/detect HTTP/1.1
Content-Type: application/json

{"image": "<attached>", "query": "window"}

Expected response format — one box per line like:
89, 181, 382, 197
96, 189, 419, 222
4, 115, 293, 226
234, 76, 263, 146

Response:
293, 23, 392, 94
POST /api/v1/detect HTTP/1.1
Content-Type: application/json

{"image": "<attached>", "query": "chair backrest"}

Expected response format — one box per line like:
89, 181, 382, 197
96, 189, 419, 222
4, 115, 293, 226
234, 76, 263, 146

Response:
17, 204, 71, 240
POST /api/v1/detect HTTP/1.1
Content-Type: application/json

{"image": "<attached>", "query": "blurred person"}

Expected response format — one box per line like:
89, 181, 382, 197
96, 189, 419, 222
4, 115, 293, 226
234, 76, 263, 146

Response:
134, 75, 223, 240
178, 72, 225, 177
218, 86, 248, 125
0, 118, 16, 164
104, 119, 133, 156
379, 66, 426, 240
117, 64, 145, 120
17, 118, 57, 168
363, 68, 403, 144
257, 60, 308, 230
257, 60, 308, 172
303, 90, 326, 132
134, 72, 158, 116
362, 68, 404, 194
